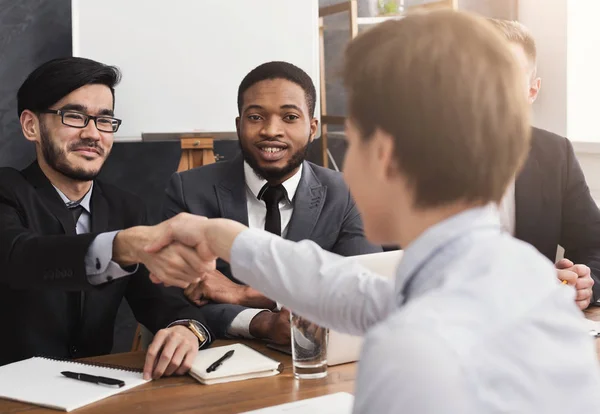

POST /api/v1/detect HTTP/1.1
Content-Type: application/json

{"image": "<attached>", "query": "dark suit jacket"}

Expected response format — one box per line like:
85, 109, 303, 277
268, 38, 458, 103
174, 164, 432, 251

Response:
163, 155, 381, 337
516, 127, 600, 302
0, 162, 213, 366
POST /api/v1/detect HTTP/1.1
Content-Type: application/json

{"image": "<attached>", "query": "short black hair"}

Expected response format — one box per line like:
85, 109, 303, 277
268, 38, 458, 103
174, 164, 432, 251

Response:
17, 57, 122, 117
237, 61, 317, 117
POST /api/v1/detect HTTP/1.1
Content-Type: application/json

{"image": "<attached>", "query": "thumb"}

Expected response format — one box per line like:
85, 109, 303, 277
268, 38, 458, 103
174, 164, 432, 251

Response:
556, 258, 574, 270
149, 273, 162, 284
145, 226, 173, 254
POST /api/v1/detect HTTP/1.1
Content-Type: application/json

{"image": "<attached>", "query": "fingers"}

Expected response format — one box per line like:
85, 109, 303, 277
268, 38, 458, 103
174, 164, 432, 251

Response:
175, 243, 212, 275
572, 264, 591, 278
145, 222, 174, 254
556, 258, 574, 270
576, 275, 595, 291
175, 349, 197, 376
144, 244, 205, 288
149, 273, 162, 284
557, 269, 578, 286
576, 288, 593, 301
143, 330, 167, 380
163, 345, 188, 377
576, 299, 591, 310
151, 332, 180, 379
146, 327, 199, 379
184, 281, 210, 306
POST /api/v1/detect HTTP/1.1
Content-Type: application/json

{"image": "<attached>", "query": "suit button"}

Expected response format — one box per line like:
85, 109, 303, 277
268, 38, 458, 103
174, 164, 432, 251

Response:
70, 345, 78, 355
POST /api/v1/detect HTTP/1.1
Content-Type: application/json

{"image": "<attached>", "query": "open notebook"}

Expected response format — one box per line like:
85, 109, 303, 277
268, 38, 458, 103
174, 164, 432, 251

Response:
0, 356, 149, 411
189, 343, 282, 385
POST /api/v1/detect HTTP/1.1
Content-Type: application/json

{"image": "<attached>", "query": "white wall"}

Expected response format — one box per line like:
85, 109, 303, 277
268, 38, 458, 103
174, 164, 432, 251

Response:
567, 1, 600, 142
519, 0, 568, 136
519, 0, 600, 202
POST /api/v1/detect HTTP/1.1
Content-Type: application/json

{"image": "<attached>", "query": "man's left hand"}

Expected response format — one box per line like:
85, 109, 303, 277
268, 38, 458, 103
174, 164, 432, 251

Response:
556, 258, 594, 310
184, 269, 246, 306
143, 325, 199, 380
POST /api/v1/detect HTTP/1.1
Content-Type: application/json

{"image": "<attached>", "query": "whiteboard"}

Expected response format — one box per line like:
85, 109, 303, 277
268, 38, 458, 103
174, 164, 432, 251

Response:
72, 0, 320, 140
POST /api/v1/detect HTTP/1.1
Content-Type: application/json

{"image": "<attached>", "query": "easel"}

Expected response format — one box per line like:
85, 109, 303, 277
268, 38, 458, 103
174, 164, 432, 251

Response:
177, 137, 216, 172
131, 135, 217, 352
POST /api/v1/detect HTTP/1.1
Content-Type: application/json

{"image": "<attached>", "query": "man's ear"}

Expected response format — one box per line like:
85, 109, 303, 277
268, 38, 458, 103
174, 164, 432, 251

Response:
235, 116, 241, 137
20, 110, 40, 143
372, 128, 398, 180
309, 118, 319, 143
529, 77, 541, 104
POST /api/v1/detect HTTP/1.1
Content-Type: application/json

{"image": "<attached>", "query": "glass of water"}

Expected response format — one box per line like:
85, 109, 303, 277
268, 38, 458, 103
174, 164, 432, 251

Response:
290, 312, 328, 379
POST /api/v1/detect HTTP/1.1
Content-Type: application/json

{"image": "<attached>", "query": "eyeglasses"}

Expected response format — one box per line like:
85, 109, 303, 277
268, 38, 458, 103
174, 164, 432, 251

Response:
39, 109, 122, 133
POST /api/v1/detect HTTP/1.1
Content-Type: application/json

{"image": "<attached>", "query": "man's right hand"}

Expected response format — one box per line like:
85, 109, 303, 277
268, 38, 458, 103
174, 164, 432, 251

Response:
113, 225, 211, 289
249, 309, 291, 345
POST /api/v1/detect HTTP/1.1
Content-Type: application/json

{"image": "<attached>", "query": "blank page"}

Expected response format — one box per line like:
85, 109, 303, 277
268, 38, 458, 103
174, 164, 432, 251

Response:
0, 357, 149, 411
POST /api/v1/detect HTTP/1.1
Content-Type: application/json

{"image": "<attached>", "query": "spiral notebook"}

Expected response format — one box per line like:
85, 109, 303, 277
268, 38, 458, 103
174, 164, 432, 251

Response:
0, 356, 149, 411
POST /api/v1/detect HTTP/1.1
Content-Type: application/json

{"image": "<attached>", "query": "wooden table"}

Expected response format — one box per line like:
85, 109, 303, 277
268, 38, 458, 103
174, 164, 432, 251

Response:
0, 341, 356, 414
4, 309, 600, 413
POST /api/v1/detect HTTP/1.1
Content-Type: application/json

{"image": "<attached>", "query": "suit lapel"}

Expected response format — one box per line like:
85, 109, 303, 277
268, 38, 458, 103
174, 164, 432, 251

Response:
286, 163, 326, 242
90, 184, 109, 233
215, 155, 249, 226
22, 162, 77, 235
515, 142, 544, 245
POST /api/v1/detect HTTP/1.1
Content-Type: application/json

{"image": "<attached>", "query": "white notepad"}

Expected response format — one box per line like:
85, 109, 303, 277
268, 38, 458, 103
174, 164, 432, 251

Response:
0, 356, 149, 411
189, 343, 282, 385
241, 392, 355, 413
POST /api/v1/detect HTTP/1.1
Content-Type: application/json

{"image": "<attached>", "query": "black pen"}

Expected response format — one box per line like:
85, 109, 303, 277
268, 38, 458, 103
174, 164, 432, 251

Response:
206, 349, 235, 373
61, 371, 125, 388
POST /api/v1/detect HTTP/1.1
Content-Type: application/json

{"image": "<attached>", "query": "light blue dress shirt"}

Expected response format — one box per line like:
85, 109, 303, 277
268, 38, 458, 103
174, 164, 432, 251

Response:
53, 184, 137, 285
230, 204, 600, 413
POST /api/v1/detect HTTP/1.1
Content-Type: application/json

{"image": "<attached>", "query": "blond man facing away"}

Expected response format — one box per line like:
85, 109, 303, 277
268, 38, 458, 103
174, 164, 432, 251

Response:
489, 19, 599, 310
124, 10, 600, 414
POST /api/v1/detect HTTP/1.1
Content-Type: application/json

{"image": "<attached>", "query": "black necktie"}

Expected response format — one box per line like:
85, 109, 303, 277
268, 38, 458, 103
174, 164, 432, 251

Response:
66, 202, 86, 355
260, 184, 287, 236
68, 204, 85, 227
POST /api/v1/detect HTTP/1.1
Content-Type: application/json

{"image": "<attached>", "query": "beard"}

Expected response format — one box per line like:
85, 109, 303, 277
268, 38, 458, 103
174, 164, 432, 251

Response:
240, 138, 310, 183
40, 122, 108, 182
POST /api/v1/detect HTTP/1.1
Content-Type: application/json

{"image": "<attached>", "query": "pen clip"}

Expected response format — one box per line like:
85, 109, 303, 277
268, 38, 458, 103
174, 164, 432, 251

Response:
96, 375, 126, 387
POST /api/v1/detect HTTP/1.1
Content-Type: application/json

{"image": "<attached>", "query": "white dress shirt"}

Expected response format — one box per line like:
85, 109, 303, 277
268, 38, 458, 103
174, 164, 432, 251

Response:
229, 205, 600, 413
226, 162, 303, 337
53, 184, 136, 285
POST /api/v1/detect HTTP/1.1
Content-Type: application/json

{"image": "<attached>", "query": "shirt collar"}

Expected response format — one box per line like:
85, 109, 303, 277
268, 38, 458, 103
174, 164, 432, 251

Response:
243, 161, 303, 203
53, 182, 94, 214
394, 203, 502, 303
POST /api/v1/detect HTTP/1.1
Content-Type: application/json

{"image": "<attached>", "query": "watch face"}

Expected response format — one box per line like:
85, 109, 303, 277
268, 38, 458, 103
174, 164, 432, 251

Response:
188, 321, 207, 344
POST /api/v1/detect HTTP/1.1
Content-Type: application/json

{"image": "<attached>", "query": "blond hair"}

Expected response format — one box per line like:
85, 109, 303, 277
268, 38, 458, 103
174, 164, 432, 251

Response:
343, 10, 531, 208
488, 19, 537, 73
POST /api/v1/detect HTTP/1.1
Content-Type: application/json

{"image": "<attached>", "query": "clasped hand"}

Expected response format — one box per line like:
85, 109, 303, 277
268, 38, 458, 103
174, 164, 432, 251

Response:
138, 213, 218, 288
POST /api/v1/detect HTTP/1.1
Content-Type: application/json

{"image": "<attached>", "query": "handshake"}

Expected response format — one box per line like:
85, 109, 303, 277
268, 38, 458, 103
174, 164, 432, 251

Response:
113, 213, 246, 289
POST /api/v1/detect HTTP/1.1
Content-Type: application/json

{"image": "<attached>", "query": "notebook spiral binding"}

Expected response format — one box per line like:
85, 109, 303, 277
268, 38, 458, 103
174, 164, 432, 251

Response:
37, 355, 143, 373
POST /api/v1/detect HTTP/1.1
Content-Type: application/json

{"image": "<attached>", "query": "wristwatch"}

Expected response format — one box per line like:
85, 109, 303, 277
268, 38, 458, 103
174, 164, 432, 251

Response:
170, 319, 210, 348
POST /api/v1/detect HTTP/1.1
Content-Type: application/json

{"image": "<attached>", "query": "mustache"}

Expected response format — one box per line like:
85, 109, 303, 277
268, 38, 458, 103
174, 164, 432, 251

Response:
69, 140, 104, 155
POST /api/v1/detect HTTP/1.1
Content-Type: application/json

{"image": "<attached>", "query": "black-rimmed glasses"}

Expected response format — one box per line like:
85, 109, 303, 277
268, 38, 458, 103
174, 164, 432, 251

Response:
39, 109, 122, 133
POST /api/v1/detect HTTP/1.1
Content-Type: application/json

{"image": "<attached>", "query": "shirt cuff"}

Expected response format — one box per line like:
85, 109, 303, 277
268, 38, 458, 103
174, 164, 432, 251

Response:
227, 308, 270, 338
86, 231, 138, 285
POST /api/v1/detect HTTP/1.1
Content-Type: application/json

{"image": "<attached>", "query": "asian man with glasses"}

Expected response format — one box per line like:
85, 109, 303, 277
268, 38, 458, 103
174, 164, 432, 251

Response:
0, 57, 215, 380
